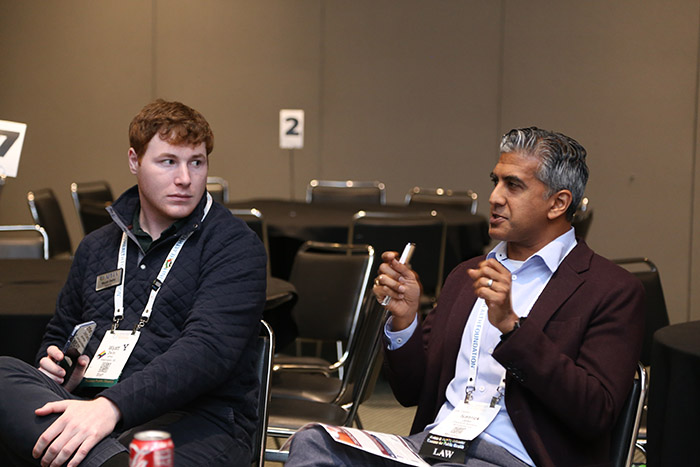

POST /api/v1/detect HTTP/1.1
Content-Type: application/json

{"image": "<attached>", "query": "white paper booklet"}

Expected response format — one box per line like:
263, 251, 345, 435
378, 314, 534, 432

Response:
282, 423, 431, 466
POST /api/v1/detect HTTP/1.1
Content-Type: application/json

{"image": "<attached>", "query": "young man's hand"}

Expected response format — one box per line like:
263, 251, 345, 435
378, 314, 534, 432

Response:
37, 345, 90, 392
33, 397, 121, 467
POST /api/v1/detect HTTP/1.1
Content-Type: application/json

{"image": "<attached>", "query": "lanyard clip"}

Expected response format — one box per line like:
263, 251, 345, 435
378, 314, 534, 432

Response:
132, 316, 149, 334
111, 316, 122, 333
490, 386, 504, 407
464, 387, 475, 403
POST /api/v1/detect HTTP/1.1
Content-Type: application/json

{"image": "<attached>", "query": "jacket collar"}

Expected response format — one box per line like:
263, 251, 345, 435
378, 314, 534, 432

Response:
524, 239, 593, 329
107, 185, 209, 241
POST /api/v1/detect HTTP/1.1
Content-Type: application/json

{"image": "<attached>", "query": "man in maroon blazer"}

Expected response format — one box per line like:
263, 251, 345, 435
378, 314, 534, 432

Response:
286, 127, 645, 467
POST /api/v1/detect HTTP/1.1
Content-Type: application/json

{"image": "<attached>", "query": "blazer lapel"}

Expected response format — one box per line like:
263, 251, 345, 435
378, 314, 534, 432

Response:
525, 241, 593, 329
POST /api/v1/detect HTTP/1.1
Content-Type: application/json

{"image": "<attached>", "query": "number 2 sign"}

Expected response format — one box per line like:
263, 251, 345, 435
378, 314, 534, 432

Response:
279, 110, 304, 149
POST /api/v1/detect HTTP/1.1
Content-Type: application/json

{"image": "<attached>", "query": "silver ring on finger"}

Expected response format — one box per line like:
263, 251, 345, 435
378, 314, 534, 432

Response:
486, 278, 494, 288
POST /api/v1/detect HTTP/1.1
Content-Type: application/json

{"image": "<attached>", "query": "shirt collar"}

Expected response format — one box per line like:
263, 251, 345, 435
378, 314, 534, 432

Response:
487, 227, 577, 273
131, 208, 188, 253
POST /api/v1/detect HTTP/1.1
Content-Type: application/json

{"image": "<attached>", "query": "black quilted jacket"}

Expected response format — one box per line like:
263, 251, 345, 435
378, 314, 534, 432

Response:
38, 185, 267, 450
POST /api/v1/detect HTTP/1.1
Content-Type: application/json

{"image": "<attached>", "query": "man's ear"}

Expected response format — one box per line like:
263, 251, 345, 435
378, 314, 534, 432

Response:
128, 148, 139, 175
547, 189, 573, 220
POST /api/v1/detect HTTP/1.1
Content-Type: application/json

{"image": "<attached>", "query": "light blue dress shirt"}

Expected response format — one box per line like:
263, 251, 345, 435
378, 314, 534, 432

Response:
385, 228, 577, 466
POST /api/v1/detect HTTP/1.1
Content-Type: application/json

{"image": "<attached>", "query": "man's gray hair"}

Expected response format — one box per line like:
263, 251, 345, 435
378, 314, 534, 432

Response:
500, 127, 588, 222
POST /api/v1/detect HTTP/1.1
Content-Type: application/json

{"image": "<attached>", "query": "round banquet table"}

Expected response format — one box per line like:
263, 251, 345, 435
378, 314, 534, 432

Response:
227, 198, 490, 280
646, 320, 700, 466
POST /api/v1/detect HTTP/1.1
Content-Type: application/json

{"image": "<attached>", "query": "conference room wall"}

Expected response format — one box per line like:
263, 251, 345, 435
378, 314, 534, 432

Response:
0, 1, 698, 323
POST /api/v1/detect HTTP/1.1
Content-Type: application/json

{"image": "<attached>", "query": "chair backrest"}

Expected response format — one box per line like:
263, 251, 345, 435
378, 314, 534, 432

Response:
252, 320, 274, 467
27, 188, 72, 258
613, 258, 670, 366
288, 241, 375, 366
306, 179, 386, 205
231, 208, 271, 276
0, 225, 49, 259
610, 362, 647, 467
572, 196, 593, 240
70, 181, 114, 235
405, 186, 478, 215
349, 210, 446, 299
207, 176, 229, 204
336, 298, 389, 424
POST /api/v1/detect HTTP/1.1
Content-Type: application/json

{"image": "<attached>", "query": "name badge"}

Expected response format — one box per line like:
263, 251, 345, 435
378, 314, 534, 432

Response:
81, 330, 140, 388
419, 400, 500, 464
96, 269, 123, 291
430, 400, 500, 441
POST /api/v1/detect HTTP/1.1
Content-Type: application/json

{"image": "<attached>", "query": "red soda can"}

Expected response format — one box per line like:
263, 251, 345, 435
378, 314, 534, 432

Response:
129, 430, 174, 467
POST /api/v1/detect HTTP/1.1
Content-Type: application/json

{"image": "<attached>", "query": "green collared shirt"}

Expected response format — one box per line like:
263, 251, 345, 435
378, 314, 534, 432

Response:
131, 208, 188, 253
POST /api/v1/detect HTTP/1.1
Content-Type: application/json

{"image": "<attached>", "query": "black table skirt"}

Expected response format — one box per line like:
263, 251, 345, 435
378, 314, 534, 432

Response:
647, 320, 700, 466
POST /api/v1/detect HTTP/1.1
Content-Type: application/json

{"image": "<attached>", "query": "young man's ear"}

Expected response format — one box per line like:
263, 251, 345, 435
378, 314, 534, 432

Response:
547, 190, 573, 221
128, 148, 139, 175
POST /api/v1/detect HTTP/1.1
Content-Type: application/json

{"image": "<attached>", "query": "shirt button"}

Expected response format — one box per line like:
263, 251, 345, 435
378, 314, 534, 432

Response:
511, 274, 517, 281
488, 348, 494, 354
140, 264, 146, 270
479, 386, 485, 392
396, 338, 403, 344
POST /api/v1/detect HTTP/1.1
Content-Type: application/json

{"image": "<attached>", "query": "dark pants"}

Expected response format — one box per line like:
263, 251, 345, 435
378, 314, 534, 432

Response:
0, 356, 249, 466
285, 425, 531, 467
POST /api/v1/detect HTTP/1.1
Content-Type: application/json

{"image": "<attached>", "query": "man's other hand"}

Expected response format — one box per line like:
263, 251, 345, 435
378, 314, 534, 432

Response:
33, 397, 121, 467
467, 258, 519, 334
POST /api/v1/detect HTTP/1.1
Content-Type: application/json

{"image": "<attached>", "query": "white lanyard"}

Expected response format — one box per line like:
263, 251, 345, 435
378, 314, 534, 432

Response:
112, 193, 212, 332
465, 300, 506, 406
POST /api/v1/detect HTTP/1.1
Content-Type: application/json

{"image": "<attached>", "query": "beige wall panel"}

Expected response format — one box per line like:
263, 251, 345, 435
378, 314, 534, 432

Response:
693, 56, 700, 321
0, 1, 153, 249
321, 1, 503, 207
500, 0, 700, 322
154, 0, 322, 202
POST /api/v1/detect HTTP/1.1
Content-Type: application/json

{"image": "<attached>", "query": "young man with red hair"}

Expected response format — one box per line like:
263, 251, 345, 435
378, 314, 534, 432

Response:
0, 100, 267, 466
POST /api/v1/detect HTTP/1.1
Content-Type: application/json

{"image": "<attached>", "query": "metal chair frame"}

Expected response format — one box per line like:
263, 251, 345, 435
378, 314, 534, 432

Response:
349, 209, 446, 300
27, 188, 72, 258
0, 224, 49, 259
611, 362, 647, 467
207, 176, 230, 204
264, 299, 387, 463
273, 241, 375, 377
405, 186, 478, 215
251, 320, 275, 467
70, 181, 113, 235
306, 179, 386, 205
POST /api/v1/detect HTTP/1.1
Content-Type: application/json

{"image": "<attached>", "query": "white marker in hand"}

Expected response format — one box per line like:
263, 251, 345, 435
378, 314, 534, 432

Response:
381, 242, 416, 306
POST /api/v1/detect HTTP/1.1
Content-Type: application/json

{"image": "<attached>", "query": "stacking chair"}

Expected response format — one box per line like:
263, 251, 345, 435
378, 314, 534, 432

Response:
572, 197, 593, 240
207, 176, 229, 204
610, 362, 647, 467
613, 257, 669, 458
70, 181, 114, 235
251, 320, 275, 467
27, 188, 72, 258
306, 179, 386, 205
349, 210, 446, 310
230, 208, 270, 273
0, 225, 49, 259
272, 241, 375, 378
405, 186, 479, 215
613, 258, 669, 367
265, 298, 388, 462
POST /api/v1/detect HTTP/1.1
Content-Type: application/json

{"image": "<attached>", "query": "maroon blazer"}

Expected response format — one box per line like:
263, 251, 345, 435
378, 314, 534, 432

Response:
383, 240, 645, 467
